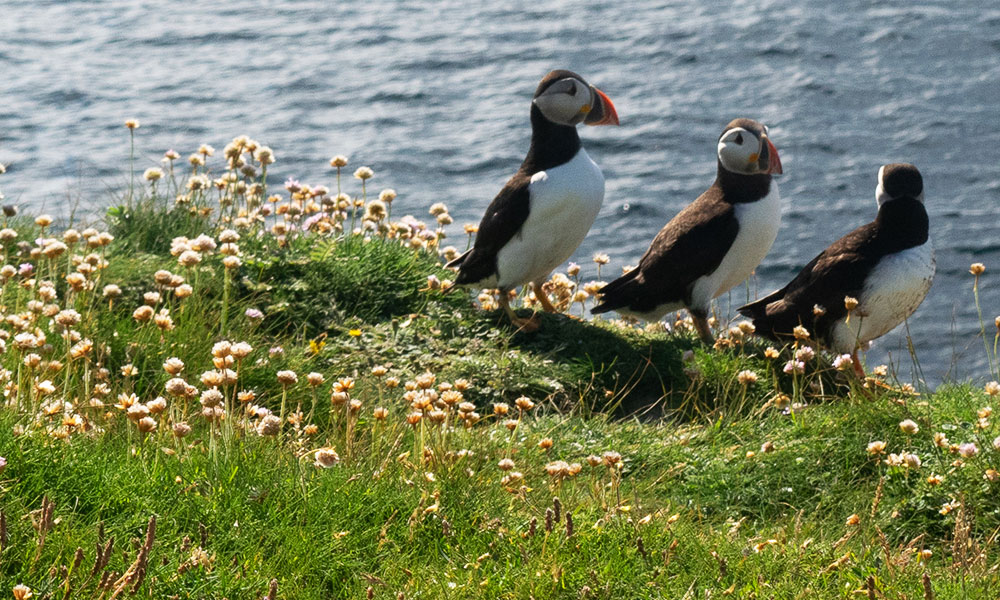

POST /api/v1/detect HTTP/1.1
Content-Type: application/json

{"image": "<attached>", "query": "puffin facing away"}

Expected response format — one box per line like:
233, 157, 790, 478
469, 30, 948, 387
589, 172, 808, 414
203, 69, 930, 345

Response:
592, 118, 782, 343
446, 69, 619, 331
738, 163, 934, 377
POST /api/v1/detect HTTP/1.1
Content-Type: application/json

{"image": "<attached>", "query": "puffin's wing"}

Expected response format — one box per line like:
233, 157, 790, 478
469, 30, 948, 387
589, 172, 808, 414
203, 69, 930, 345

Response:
738, 222, 878, 339
593, 195, 739, 314
448, 173, 532, 285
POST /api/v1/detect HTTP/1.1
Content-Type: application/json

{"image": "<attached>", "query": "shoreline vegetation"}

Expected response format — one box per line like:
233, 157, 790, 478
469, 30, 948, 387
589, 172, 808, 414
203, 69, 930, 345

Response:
0, 124, 998, 598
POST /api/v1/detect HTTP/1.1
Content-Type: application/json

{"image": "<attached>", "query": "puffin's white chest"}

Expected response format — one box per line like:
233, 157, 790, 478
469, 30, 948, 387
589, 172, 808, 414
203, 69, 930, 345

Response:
830, 241, 935, 352
495, 149, 604, 290
690, 183, 782, 310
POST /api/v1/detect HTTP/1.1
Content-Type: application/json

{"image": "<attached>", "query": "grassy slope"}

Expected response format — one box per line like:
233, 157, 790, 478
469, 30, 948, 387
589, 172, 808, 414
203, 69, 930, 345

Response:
3, 392, 999, 599
0, 200, 997, 598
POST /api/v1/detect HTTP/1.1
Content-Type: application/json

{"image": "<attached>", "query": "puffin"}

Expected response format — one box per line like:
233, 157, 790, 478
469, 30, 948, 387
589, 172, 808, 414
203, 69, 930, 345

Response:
446, 69, 619, 331
591, 118, 782, 343
738, 163, 934, 377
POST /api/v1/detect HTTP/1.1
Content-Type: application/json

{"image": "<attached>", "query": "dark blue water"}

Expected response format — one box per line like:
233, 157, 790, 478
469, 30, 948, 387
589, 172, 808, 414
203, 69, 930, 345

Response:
2, 1, 999, 384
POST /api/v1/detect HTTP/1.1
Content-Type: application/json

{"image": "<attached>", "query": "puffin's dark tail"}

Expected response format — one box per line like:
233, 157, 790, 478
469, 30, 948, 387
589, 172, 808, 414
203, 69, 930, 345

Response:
445, 249, 471, 271
737, 290, 787, 341
736, 297, 769, 325
440, 249, 473, 295
591, 270, 640, 314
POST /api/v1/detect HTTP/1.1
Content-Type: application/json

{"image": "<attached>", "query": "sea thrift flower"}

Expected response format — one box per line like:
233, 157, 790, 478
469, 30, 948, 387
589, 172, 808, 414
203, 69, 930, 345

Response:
330, 155, 348, 167
498, 458, 515, 471
353, 166, 374, 180
985, 381, 1000, 396
899, 419, 919, 435
792, 325, 810, 340
783, 360, 805, 374
866, 441, 887, 455
137, 416, 157, 433
276, 370, 298, 386
12, 584, 32, 600
833, 354, 853, 370
736, 370, 758, 385
147, 397, 167, 414
794, 346, 815, 361
133, 305, 154, 322
314, 448, 340, 468
173, 422, 191, 438
545, 460, 570, 478
903, 453, 922, 469
959, 442, 979, 458
970, 263, 986, 276
843, 296, 859, 311
764, 347, 780, 359
926, 474, 944, 486
257, 414, 281, 436
177, 250, 201, 267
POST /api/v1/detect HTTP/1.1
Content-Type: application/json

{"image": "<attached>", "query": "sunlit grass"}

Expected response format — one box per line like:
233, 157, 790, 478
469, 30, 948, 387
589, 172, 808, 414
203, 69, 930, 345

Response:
0, 123, 997, 598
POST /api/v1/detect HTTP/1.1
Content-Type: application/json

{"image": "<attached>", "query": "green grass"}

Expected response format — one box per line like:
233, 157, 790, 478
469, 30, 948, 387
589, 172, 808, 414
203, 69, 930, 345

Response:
3, 391, 999, 599
1, 138, 998, 598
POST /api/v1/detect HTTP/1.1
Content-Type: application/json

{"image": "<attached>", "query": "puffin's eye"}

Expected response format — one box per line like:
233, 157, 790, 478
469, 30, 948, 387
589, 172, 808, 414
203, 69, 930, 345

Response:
734, 133, 744, 145
566, 81, 577, 96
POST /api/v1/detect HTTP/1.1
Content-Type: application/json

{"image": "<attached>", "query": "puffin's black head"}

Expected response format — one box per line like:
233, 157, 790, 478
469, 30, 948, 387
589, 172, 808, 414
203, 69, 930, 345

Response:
532, 70, 619, 127
877, 163, 923, 206
717, 118, 782, 176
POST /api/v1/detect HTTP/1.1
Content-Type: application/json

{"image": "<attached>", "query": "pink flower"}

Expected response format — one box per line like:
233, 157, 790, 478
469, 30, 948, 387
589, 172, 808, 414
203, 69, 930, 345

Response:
958, 442, 979, 458
783, 360, 805, 374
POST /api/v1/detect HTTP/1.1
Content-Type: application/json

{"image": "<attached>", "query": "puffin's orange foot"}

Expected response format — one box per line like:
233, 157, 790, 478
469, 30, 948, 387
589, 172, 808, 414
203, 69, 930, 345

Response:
852, 350, 865, 379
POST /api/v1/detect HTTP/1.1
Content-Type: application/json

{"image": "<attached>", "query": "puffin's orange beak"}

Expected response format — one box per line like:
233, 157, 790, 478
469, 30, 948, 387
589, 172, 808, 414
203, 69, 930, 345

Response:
584, 87, 619, 126
764, 137, 782, 174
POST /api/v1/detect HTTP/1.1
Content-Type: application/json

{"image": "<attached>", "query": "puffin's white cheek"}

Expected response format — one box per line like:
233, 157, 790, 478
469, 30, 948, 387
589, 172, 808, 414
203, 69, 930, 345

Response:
535, 94, 582, 124
875, 183, 891, 207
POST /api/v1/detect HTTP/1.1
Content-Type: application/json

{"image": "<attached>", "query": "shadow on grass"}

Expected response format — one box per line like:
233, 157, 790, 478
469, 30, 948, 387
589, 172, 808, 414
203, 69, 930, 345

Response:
499, 310, 699, 416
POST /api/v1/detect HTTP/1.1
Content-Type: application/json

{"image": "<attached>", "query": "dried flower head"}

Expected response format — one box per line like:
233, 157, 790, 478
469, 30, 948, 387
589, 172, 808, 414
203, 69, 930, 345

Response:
866, 441, 887, 455
314, 447, 340, 468
602, 451, 622, 468
970, 263, 986, 276
736, 370, 758, 385
257, 414, 282, 437
276, 370, 298, 386
899, 419, 919, 435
